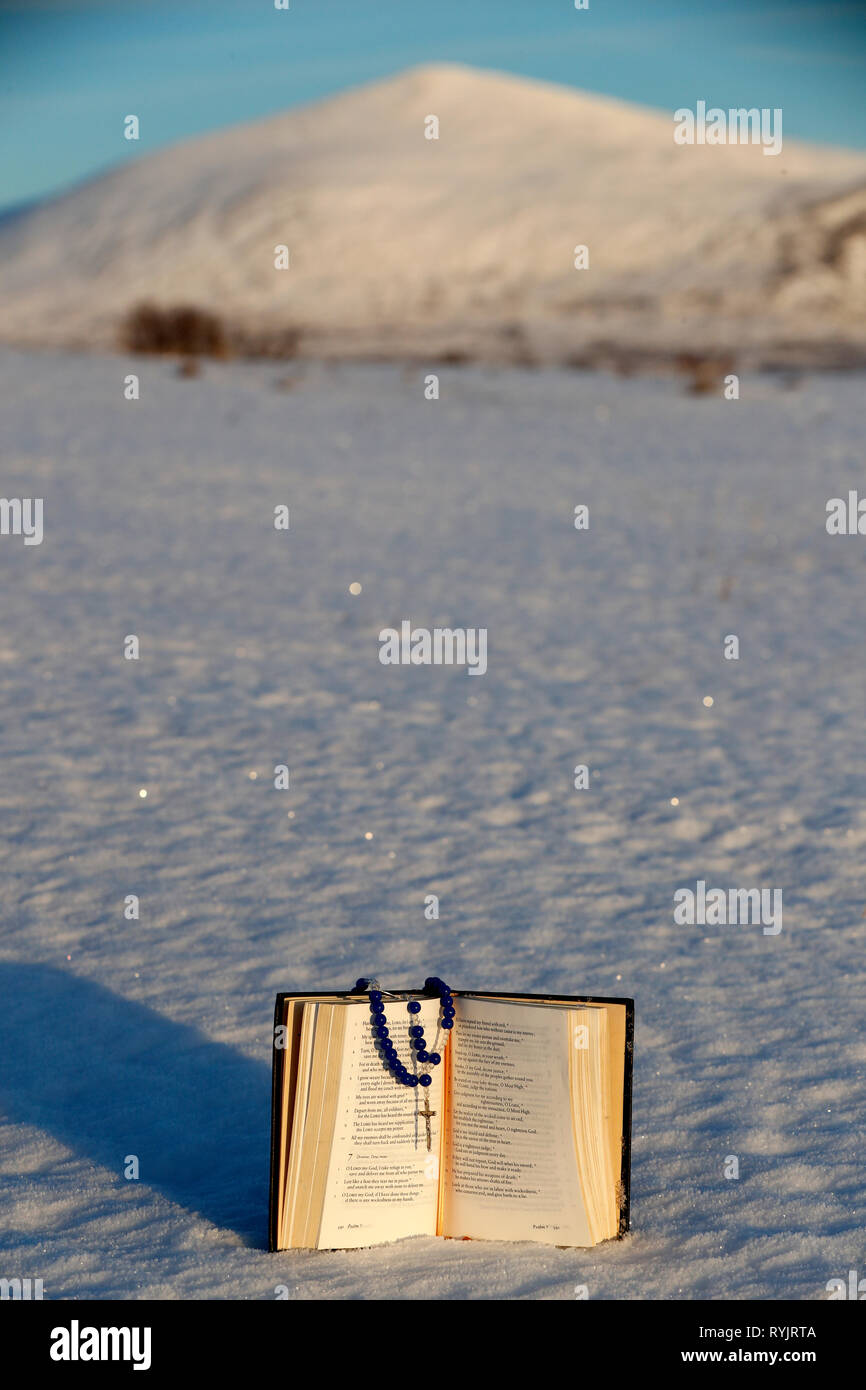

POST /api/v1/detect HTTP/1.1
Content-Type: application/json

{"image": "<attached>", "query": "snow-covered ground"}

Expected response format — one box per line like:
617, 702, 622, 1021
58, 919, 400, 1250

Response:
1, 348, 864, 1299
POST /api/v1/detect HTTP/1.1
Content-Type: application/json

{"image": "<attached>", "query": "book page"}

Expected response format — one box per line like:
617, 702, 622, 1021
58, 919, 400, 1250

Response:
282, 1002, 319, 1247
569, 1006, 619, 1242
316, 998, 446, 1249
442, 996, 593, 1245
274, 998, 303, 1249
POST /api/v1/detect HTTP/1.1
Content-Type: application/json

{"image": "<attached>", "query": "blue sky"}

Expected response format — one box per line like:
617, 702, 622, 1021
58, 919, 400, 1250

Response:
2, 0, 865, 210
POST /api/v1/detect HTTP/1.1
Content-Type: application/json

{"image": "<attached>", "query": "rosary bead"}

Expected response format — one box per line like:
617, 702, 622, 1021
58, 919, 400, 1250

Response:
362, 980, 453, 1094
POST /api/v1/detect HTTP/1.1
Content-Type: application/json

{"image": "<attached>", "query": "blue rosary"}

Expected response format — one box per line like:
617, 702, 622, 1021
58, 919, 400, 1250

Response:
354, 976, 454, 1147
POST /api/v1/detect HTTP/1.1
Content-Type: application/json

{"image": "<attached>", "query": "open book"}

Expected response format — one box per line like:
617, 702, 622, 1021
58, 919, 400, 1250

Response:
269, 988, 633, 1250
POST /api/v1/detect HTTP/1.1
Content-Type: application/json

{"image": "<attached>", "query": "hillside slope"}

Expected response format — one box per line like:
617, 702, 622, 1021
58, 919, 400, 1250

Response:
2, 64, 865, 364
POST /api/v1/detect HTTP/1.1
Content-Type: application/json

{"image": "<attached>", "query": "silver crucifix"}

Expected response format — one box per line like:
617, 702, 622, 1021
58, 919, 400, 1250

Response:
417, 1094, 436, 1151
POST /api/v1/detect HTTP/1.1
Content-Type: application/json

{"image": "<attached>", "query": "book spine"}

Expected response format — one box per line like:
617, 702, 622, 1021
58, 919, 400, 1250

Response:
618, 1004, 635, 1237
267, 994, 283, 1252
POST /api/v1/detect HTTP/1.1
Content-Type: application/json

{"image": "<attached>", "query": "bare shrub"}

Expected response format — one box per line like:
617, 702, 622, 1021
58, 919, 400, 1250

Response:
675, 352, 736, 396
121, 302, 231, 358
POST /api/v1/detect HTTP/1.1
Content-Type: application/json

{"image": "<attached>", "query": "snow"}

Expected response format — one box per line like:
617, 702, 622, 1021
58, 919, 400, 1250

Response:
1, 347, 864, 1299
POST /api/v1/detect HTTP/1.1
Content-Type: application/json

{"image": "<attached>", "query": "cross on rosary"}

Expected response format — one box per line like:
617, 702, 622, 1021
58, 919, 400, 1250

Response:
418, 1094, 436, 1151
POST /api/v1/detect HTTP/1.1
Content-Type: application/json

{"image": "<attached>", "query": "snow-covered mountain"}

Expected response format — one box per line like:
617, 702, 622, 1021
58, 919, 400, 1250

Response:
2, 64, 865, 364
